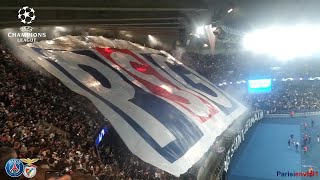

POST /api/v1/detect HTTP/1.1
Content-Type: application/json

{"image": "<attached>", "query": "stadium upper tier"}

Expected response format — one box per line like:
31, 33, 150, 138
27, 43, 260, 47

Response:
181, 52, 320, 84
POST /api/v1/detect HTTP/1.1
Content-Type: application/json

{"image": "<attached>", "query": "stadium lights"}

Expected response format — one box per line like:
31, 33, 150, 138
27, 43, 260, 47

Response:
148, 34, 155, 41
196, 26, 205, 36
148, 34, 160, 46
242, 25, 320, 60
55, 26, 67, 32
227, 8, 233, 13
203, 44, 208, 47
190, 33, 200, 38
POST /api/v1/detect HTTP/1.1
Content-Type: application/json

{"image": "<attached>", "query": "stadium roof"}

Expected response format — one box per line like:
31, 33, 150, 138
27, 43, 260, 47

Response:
2, 0, 319, 29
1, 0, 320, 52
0, 0, 212, 31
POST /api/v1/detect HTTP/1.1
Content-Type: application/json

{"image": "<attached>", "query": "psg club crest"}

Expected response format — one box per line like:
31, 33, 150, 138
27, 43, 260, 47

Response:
5, 159, 24, 177
5, 158, 39, 178
21, 158, 39, 178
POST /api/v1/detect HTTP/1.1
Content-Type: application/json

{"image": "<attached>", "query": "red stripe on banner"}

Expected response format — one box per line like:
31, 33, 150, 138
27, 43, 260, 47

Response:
96, 47, 219, 123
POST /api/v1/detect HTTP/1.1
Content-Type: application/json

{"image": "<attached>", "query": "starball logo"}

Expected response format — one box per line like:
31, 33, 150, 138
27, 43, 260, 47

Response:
18, 6, 36, 24
7, 6, 46, 43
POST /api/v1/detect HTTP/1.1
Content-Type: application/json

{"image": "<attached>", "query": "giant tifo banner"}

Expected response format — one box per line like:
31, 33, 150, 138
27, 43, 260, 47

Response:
19, 36, 246, 176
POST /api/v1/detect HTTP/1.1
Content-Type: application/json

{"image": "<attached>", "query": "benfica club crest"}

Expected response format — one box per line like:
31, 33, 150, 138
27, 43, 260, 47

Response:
21, 158, 39, 178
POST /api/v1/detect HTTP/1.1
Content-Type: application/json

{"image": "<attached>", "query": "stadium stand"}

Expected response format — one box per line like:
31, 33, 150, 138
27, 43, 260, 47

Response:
2, 42, 320, 179
181, 52, 320, 83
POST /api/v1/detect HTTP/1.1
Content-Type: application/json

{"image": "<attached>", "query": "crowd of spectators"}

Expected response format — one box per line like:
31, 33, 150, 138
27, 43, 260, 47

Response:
181, 53, 239, 83
0, 44, 105, 178
181, 52, 320, 83
243, 81, 320, 113
97, 128, 197, 180
0, 45, 196, 179
181, 52, 320, 113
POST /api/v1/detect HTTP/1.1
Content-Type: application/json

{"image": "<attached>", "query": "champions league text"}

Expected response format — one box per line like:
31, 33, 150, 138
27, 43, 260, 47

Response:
276, 171, 319, 177
8, 32, 46, 42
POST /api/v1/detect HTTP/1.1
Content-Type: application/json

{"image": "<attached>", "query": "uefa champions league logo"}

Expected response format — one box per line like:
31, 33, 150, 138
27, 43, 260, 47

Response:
18, 6, 36, 25
20, 26, 33, 33
18, 6, 35, 33
7, 6, 46, 42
